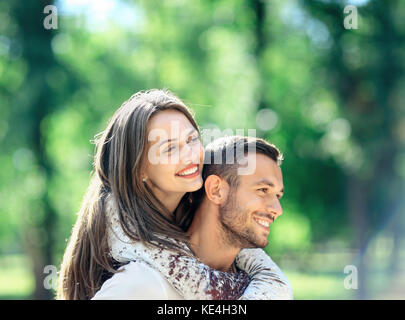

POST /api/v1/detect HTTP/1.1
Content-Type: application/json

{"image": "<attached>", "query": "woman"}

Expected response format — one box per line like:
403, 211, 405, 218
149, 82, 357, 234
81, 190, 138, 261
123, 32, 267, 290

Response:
57, 89, 291, 300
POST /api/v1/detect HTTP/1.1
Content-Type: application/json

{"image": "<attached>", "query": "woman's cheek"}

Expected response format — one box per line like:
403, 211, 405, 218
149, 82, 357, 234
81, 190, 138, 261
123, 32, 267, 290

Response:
151, 162, 176, 181
197, 144, 204, 164
169, 150, 181, 165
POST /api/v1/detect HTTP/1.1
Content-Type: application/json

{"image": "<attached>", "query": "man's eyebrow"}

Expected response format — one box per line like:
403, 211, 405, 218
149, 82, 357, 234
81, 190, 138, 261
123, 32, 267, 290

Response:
158, 128, 197, 147
256, 179, 284, 194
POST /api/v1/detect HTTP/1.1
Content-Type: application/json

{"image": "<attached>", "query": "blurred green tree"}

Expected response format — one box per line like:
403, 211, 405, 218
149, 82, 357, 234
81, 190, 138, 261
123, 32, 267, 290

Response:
302, 0, 405, 298
0, 0, 403, 300
2, 0, 59, 299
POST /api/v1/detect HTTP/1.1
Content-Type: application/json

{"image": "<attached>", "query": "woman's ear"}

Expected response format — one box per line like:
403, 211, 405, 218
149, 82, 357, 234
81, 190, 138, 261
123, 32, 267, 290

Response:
204, 175, 230, 205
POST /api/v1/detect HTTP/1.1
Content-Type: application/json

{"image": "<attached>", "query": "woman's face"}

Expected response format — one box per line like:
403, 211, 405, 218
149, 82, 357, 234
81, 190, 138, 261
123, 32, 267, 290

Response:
143, 109, 204, 198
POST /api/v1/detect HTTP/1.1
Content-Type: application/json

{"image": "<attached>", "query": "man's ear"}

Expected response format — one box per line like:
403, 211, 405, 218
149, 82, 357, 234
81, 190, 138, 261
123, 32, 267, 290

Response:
204, 175, 230, 205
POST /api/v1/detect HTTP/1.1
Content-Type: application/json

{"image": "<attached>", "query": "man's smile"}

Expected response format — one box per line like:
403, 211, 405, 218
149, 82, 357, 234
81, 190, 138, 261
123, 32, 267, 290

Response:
253, 215, 273, 233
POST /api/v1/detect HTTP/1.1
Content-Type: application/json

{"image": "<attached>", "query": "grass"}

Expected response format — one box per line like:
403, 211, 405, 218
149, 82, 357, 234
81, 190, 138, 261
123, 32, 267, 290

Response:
284, 270, 354, 300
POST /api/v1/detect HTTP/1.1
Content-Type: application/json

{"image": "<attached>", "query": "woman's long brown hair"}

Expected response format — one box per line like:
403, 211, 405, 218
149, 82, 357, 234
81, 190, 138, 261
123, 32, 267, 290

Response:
56, 89, 199, 300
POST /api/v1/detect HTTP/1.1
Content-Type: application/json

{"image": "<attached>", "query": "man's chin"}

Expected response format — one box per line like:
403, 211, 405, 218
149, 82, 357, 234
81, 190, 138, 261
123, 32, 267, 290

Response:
255, 235, 269, 248
245, 238, 268, 249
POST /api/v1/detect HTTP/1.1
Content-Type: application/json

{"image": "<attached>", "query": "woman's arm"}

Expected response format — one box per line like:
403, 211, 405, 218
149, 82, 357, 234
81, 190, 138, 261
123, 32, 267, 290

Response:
235, 248, 293, 300
107, 200, 292, 300
121, 241, 293, 300
137, 243, 293, 300
137, 244, 250, 300
107, 199, 250, 299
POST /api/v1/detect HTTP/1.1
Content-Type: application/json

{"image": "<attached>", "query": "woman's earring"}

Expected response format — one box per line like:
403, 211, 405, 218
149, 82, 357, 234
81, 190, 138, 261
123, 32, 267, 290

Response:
142, 177, 147, 183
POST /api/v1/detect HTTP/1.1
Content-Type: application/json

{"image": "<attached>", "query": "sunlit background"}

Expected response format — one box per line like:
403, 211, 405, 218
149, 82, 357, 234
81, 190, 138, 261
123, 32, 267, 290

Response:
0, 0, 404, 299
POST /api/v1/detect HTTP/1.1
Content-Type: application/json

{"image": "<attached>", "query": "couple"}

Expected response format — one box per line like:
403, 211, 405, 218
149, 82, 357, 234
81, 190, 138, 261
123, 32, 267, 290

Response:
57, 89, 293, 300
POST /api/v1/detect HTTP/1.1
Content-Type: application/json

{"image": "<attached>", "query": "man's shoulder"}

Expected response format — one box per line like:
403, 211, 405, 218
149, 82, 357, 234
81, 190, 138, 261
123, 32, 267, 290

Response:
92, 261, 181, 300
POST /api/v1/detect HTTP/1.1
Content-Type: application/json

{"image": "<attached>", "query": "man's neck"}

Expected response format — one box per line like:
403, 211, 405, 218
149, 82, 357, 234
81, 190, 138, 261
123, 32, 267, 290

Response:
187, 200, 240, 272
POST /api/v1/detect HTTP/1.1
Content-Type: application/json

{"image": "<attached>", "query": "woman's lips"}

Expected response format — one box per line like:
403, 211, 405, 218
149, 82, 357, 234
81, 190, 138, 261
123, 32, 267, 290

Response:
175, 164, 200, 178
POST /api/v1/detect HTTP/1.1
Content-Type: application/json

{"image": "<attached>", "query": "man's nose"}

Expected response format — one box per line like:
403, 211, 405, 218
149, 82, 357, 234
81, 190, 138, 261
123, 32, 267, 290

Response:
267, 198, 283, 220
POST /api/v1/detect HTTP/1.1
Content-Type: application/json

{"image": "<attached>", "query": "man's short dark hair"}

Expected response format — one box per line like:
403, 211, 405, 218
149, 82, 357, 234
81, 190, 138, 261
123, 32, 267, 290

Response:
202, 136, 283, 190
184, 136, 283, 230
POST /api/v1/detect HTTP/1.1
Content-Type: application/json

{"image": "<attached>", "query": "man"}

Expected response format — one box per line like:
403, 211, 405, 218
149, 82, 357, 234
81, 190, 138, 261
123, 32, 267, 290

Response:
187, 135, 284, 272
92, 136, 292, 299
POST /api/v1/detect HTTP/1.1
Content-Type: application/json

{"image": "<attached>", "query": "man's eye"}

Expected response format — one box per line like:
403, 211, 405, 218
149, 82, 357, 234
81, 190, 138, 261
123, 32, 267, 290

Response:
258, 188, 268, 193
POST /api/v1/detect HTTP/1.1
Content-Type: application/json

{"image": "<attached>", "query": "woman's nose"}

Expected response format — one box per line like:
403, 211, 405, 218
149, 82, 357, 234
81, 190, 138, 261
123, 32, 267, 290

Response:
181, 143, 202, 164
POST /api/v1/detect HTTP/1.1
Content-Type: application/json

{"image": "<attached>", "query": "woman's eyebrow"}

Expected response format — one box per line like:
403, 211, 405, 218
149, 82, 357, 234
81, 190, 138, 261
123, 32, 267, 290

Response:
158, 138, 175, 147
182, 128, 199, 140
187, 128, 198, 136
158, 128, 198, 147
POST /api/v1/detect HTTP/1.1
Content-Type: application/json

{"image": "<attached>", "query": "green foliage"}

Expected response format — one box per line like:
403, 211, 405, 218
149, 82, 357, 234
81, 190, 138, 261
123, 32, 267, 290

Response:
0, 0, 404, 299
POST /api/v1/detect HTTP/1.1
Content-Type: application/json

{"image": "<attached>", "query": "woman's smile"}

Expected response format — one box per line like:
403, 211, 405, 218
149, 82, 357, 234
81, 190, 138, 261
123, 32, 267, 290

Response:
175, 164, 200, 178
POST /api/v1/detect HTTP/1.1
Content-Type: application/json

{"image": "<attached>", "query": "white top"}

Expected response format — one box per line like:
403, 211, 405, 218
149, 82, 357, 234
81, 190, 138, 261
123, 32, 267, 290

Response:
92, 261, 183, 300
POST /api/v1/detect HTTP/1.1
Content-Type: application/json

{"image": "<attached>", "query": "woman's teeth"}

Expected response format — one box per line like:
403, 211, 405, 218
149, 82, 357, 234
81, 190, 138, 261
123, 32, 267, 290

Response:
177, 166, 198, 176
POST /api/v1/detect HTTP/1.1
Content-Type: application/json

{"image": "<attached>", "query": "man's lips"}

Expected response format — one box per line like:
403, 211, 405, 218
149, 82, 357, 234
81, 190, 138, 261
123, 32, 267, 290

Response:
253, 215, 274, 231
175, 164, 200, 177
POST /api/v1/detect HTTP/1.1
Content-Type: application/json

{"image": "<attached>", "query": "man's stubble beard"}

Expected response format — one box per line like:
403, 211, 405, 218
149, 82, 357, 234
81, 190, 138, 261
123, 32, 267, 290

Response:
218, 188, 268, 249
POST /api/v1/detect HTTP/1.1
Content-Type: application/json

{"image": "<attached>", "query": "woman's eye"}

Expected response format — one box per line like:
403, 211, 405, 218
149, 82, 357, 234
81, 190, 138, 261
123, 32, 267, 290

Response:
188, 136, 200, 144
258, 188, 268, 193
164, 145, 176, 153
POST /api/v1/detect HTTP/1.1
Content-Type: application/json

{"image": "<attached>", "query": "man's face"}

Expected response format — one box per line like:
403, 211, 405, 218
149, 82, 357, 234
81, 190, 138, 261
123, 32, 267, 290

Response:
219, 153, 284, 249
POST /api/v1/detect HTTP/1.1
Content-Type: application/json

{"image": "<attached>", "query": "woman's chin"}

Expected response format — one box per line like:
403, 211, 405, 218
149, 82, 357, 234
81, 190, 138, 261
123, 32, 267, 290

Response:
190, 180, 204, 192
174, 176, 203, 192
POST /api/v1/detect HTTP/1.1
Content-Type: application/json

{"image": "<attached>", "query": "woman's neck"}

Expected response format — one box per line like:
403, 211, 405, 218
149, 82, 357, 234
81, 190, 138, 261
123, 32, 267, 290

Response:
151, 187, 185, 214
